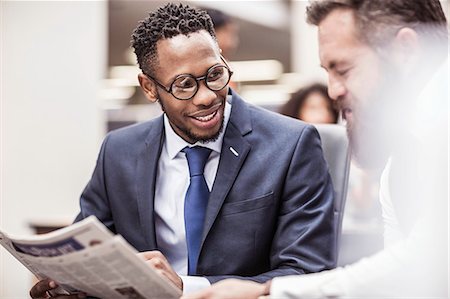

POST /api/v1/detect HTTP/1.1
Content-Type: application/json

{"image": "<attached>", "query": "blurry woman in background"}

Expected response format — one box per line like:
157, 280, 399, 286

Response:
280, 83, 338, 124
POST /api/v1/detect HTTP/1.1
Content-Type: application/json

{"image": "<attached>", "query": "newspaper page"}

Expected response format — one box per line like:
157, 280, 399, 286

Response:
0, 216, 181, 299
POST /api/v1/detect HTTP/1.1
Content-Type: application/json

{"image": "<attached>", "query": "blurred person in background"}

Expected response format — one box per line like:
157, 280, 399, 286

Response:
204, 8, 239, 60
204, 8, 240, 91
29, 3, 336, 298
279, 83, 339, 124
183, 0, 448, 298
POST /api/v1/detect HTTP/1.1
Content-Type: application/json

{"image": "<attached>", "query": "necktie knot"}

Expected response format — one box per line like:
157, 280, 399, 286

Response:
184, 146, 212, 177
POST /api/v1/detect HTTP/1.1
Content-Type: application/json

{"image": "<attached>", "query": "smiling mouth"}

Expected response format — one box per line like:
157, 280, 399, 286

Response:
188, 102, 223, 122
193, 110, 218, 122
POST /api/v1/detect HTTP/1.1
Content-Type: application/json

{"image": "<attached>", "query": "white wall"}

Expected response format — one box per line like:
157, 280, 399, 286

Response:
291, 1, 327, 85
1, 1, 106, 298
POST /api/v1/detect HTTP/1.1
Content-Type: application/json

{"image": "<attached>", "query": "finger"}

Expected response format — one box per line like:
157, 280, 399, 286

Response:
155, 268, 166, 278
156, 268, 174, 280
30, 279, 56, 298
30, 280, 87, 299
153, 268, 181, 288
138, 250, 165, 261
146, 257, 167, 270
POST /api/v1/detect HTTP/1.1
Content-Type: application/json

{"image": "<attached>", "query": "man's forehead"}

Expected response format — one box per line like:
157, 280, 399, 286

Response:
156, 32, 217, 59
319, 44, 355, 70
317, 9, 365, 70
318, 41, 352, 71
154, 31, 221, 77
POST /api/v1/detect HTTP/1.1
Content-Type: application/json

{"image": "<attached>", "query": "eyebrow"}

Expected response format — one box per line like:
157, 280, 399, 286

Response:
320, 61, 336, 72
167, 62, 224, 83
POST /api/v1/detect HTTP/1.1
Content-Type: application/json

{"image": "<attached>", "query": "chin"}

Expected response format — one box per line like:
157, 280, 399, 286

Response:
187, 118, 224, 144
349, 120, 390, 175
197, 127, 223, 143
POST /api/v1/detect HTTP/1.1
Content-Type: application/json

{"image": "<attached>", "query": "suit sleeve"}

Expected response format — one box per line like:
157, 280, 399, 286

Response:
207, 125, 337, 283
74, 134, 116, 233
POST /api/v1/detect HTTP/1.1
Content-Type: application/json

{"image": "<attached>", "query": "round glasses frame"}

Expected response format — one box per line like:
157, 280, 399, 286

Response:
144, 57, 234, 101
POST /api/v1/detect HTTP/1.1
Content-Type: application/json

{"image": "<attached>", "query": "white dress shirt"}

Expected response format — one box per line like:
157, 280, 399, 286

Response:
269, 61, 448, 298
154, 96, 232, 294
378, 158, 404, 247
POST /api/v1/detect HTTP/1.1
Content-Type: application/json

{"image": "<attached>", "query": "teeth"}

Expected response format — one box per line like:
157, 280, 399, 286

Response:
194, 110, 216, 122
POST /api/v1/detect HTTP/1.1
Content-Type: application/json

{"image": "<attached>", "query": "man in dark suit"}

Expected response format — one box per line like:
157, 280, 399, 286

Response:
30, 3, 335, 298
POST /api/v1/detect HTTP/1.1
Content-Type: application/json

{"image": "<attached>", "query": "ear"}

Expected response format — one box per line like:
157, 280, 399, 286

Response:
391, 27, 420, 70
138, 73, 159, 103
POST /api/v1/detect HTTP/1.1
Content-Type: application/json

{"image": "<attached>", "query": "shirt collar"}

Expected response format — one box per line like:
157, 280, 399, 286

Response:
164, 94, 232, 159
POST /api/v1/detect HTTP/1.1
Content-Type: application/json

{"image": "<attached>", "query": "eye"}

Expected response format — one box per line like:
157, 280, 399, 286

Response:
336, 68, 350, 77
174, 76, 196, 89
207, 67, 225, 82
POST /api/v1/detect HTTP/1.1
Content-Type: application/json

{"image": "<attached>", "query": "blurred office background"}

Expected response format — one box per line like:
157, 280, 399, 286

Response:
1, 1, 448, 298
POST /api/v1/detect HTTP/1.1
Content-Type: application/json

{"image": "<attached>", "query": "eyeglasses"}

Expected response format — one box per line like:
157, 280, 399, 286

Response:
144, 57, 233, 101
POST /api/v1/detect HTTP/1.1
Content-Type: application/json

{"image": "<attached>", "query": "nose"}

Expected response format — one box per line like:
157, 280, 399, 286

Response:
328, 76, 346, 100
191, 81, 217, 107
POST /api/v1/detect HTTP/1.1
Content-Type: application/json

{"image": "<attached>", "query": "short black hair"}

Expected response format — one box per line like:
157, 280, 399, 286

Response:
131, 3, 217, 76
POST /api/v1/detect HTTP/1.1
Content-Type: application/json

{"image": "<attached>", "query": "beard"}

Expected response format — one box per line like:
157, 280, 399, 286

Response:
180, 113, 225, 143
344, 73, 402, 175
347, 109, 390, 176
158, 92, 226, 144
342, 55, 417, 175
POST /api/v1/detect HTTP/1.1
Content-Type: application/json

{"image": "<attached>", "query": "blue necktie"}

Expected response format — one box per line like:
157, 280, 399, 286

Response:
184, 146, 212, 275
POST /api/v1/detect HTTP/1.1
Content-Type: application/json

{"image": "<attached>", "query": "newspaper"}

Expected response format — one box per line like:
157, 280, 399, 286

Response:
0, 216, 181, 299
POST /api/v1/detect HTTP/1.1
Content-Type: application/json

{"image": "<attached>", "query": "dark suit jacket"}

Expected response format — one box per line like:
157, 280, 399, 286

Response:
75, 90, 337, 283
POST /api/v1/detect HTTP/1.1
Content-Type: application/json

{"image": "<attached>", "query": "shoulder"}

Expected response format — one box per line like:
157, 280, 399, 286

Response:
103, 116, 163, 148
244, 102, 318, 142
249, 103, 307, 129
228, 91, 312, 136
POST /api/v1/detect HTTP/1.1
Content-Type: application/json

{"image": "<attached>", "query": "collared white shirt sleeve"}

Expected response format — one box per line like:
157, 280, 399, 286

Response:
180, 275, 212, 295
154, 96, 232, 294
269, 205, 443, 298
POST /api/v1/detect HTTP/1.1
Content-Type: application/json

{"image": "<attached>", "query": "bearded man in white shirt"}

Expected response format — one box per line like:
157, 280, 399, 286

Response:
183, 0, 449, 298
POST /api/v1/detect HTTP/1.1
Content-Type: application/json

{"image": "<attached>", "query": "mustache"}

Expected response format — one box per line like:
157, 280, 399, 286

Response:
335, 96, 348, 110
188, 102, 222, 116
335, 97, 353, 120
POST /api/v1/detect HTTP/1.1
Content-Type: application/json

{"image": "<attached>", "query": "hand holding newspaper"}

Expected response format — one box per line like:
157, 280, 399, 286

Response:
0, 216, 181, 299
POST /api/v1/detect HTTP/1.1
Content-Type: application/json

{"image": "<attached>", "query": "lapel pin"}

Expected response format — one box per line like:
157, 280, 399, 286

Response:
229, 146, 239, 157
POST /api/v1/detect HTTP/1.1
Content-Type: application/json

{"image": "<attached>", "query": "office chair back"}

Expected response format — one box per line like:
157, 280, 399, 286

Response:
314, 124, 351, 255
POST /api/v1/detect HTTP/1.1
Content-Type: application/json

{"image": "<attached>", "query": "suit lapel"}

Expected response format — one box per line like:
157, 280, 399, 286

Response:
201, 92, 252, 245
136, 116, 164, 250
